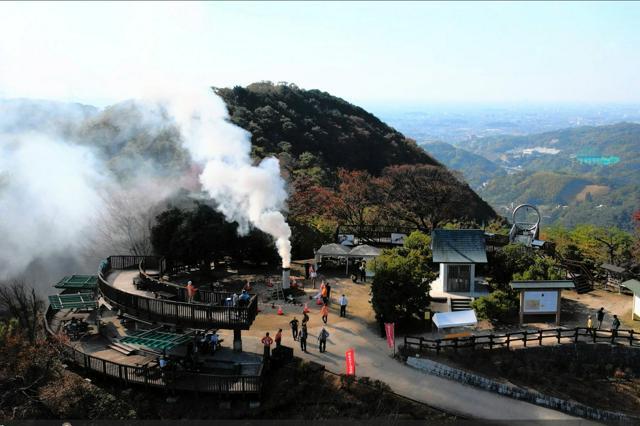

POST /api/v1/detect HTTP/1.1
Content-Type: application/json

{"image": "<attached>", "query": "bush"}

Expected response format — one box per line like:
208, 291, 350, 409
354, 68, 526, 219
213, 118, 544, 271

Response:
471, 290, 519, 323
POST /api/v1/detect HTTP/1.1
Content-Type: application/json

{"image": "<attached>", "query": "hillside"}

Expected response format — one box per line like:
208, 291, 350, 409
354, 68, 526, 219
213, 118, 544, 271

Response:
214, 82, 440, 179
422, 141, 505, 188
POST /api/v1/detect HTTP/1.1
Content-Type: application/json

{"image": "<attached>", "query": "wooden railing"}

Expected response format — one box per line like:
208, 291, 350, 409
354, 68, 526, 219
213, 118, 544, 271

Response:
403, 327, 640, 355
43, 307, 262, 395
99, 256, 258, 330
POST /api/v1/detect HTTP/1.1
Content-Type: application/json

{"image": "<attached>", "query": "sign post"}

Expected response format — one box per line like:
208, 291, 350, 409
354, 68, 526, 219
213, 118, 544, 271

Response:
384, 322, 395, 356
345, 348, 356, 376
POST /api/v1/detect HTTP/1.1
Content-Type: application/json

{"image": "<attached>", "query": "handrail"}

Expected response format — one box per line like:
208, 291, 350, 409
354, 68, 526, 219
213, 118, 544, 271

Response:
43, 306, 262, 394
98, 259, 258, 330
403, 327, 640, 355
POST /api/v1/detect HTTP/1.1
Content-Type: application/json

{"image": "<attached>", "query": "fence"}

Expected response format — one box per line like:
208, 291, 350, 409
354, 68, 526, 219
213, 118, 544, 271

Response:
99, 256, 258, 330
43, 307, 262, 395
403, 327, 640, 355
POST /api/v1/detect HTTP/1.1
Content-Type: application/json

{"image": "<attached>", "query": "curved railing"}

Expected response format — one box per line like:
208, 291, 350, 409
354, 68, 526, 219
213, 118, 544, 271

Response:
99, 256, 258, 330
43, 306, 262, 394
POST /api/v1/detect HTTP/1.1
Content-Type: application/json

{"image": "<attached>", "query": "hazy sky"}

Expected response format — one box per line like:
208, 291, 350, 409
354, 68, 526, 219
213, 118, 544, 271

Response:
1, 1, 639, 106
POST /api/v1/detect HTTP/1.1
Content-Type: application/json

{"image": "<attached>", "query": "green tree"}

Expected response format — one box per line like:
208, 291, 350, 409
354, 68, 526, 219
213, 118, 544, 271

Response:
470, 290, 519, 323
512, 255, 563, 281
370, 231, 435, 330
486, 244, 536, 290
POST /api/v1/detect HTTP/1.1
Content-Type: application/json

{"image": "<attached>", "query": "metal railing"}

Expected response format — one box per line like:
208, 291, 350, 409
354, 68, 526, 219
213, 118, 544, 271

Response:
99, 256, 258, 330
43, 307, 262, 395
403, 327, 640, 355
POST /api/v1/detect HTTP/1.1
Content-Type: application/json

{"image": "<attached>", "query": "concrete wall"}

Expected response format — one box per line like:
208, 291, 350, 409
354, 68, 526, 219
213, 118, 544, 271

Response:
407, 356, 635, 422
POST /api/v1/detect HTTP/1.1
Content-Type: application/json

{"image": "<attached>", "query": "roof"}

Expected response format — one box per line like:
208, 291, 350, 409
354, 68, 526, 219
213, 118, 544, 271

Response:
431, 229, 487, 264
510, 280, 575, 290
433, 309, 477, 329
120, 329, 192, 351
48, 293, 98, 310
621, 279, 640, 294
348, 244, 382, 258
54, 275, 98, 290
315, 243, 351, 257
601, 263, 626, 274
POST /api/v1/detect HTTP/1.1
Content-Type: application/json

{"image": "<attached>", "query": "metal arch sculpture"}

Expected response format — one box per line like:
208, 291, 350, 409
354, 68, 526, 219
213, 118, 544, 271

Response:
509, 204, 541, 245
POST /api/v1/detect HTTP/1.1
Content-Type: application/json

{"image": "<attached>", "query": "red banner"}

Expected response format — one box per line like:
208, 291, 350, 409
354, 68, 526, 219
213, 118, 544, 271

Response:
384, 322, 395, 349
345, 348, 356, 376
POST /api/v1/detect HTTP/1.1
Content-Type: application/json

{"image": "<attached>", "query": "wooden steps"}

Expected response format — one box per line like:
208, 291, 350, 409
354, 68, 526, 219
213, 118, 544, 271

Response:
108, 341, 137, 356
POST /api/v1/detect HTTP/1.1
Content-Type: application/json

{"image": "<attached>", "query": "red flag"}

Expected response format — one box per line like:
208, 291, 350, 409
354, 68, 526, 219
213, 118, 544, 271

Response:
384, 323, 395, 349
345, 348, 356, 376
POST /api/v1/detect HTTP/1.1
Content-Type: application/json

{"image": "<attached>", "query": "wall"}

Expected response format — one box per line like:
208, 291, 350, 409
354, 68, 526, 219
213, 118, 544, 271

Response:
406, 356, 635, 422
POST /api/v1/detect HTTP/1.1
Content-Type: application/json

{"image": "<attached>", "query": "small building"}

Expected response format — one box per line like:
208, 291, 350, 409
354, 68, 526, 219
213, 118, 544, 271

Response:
621, 279, 640, 320
431, 229, 488, 296
510, 280, 575, 325
601, 263, 627, 292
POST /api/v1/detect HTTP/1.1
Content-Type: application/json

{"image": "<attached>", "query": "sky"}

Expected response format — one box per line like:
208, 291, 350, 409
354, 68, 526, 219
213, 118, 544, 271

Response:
1, 1, 639, 106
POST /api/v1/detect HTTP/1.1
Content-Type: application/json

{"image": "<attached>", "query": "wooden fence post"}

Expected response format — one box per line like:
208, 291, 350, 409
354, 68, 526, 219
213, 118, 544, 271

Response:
556, 328, 561, 344
489, 334, 494, 350
538, 330, 543, 346
506, 333, 511, 349
630, 330, 635, 347
523, 330, 527, 347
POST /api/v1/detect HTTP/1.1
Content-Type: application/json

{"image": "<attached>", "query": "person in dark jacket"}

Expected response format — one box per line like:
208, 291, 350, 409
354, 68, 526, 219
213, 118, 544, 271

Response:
299, 324, 308, 352
289, 317, 299, 341
597, 307, 605, 329
318, 327, 329, 353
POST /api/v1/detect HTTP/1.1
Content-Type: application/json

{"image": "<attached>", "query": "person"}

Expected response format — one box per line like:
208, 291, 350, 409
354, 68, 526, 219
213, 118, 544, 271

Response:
239, 290, 250, 306
310, 266, 318, 289
325, 282, 332, 304
321, 303, 329, 324
612, 314, 621, 337
275, 329, 283, 348
210, 333, 219, 352
597, 307, 605, 329
360, 261, 367, 282
339, 294, 348, 318
186, 281, 197, 303
318, 327, 329, 353
302, 311, 310, 326
290, 317, 299, 341
232, 292, 239, 307
299, 323, 308, 352
587, 314, 593, 329
261, 332, 273, 359
304, 262, 311, 280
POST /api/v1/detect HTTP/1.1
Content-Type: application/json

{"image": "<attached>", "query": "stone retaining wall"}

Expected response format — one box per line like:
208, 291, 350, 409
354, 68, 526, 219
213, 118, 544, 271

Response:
407, 356, 635, 422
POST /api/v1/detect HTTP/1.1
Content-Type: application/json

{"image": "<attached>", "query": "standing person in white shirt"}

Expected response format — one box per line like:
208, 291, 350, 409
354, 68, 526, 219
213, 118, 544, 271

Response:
339, 294, 348, 317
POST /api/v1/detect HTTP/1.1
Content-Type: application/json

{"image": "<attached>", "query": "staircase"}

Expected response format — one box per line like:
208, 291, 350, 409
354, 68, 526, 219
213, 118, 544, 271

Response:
108, 341, 137, 356
450, 298, 473, 311
556, 254, 595, 294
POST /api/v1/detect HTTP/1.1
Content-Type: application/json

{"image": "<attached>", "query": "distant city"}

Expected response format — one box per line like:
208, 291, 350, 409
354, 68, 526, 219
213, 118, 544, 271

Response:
368, 103, 640, 145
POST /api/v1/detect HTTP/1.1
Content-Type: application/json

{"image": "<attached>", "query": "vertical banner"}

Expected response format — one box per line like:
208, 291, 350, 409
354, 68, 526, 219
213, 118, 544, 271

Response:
384, 322, 395, 349
345, 348, 356, 376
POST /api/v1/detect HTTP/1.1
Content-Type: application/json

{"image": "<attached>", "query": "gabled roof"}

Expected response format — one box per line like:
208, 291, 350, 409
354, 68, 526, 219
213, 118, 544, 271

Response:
315, 243, 351, 257
621, 279, 640, 294
431, 229, 487, 264
510, 280, 575, 290
54, 275, 98, 290
601, 263, 626, 274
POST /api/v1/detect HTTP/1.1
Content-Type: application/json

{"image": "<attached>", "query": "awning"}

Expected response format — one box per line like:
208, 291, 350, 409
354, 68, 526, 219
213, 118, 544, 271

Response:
315, 243, 351, 257
48, 293, 98, 310
601, 263, 626, 274
621, 279, 640, 294
120, 329, 192, 351
54, 275, 98, 290
348, 244, 382, 258
433, 309, 477, 329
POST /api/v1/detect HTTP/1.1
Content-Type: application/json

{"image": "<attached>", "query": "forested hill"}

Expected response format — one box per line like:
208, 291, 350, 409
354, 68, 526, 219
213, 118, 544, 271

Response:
215, 82, 440, 176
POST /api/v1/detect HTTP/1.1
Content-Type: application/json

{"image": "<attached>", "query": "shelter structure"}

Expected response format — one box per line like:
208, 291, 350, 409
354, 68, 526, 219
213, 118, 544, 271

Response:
432, 309, 478, 331
55, 275, 98, 292
431, 229, 488, 296
510, 280, 575, 326
601, 263, 627, 293
314, 243, 382, 275
621, 279, 640, 320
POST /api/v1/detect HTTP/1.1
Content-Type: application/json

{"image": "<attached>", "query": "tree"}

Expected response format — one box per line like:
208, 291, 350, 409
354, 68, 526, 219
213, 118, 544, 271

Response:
0, 281, 44, 343
486, 244, 536, 290
512, 255, 563, 281
471, 290, 518, 323
369, 231, 435, 330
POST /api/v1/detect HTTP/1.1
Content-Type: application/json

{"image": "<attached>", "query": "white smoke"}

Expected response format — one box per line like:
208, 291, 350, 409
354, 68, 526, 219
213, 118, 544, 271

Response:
156, 89, 292, 267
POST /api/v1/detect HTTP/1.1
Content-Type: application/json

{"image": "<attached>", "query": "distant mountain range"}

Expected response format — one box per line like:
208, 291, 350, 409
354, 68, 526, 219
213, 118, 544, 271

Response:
421, 123, 640, 230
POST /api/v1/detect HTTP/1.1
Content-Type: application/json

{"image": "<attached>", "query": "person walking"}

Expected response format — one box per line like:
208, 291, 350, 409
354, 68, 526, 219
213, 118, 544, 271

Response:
320, 281, 328, 305
321, 303, 329, 324
318, 327, 329, 353
597, 307, 605, 329
302, 311, 310, 326
310, 266, 318, 289
360, 261, 366, 282
612, 314, 621, 338
289, 317, 299, 341
586, 314, 593, 337
325, 282, 332, 304
275, 329, 283, 348
339, 294, 348, 318
261, 332, 273, 360
299, 324, 308, 352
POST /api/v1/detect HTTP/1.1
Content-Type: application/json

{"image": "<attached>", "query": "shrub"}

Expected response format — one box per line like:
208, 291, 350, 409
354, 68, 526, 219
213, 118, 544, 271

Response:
470, 290, 519, 323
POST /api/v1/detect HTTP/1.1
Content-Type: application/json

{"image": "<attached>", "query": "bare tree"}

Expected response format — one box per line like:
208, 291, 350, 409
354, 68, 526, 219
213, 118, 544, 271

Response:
0, 281, 44, 343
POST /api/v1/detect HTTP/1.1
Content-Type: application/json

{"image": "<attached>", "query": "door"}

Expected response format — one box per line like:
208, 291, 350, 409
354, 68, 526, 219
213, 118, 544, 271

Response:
447, 264, 471, 292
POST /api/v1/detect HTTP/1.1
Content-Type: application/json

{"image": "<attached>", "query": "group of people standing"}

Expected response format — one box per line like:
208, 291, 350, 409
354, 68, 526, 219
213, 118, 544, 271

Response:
587, 307, 621, 335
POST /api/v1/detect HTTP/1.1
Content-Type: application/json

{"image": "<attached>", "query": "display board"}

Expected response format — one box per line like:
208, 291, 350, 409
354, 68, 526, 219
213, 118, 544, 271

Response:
523, 290, 558, 313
